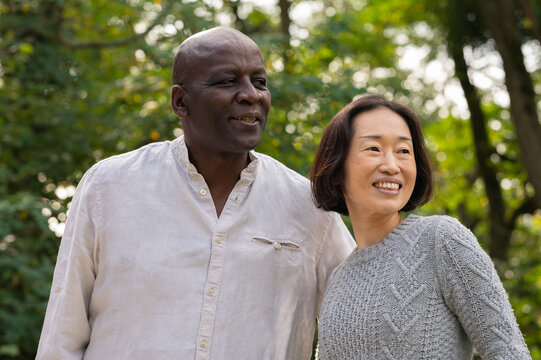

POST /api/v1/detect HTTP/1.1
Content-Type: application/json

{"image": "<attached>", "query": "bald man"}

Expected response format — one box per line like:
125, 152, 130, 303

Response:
36, 27, 354, 360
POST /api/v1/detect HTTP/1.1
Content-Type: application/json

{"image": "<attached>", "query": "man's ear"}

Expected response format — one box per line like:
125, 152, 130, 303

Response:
171, 85, 188, 118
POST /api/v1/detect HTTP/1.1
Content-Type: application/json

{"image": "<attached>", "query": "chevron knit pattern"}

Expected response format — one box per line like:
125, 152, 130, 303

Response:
318, 215, 531, 360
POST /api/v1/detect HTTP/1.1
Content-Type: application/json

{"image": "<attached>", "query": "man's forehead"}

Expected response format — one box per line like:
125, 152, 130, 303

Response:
180, 27, 259, 54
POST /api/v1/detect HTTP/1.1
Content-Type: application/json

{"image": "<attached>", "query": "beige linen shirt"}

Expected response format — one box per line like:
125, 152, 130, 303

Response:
36, 136, 355, 360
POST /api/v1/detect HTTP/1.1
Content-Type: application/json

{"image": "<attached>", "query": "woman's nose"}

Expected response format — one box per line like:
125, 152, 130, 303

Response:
379, 152, 400, 174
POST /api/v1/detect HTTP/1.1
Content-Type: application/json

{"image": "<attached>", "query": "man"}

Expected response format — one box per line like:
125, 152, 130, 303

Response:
36, 27, 354, 360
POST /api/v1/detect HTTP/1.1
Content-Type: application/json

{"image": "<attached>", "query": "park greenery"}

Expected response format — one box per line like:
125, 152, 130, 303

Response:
1, 0, 540, 358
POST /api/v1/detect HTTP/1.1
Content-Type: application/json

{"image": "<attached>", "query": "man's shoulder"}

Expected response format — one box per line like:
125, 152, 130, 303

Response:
94, 140, 173, 172
82, 141, 175, 185
254, 151, 309, 185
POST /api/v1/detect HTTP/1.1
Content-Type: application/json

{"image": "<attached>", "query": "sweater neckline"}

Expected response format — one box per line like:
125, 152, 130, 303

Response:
347, 214, 420, 263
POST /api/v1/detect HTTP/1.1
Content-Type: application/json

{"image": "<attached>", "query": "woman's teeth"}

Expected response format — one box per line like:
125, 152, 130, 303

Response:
374, 182, 400, 190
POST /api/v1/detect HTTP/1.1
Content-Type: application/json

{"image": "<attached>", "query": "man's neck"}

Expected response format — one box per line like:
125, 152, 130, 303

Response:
187, 147, 251, 218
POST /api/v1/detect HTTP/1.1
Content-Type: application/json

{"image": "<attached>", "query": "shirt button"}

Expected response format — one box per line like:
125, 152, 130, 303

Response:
199, 189, 207, 196
200, 339, 207, 348
273, 241, 282, 250
215, 236, 223, 244
55, 285, 61, 292
208, 288, 215, 296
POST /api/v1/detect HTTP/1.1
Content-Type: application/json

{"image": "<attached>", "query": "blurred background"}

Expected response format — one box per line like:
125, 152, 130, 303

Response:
1, 0, 540, 358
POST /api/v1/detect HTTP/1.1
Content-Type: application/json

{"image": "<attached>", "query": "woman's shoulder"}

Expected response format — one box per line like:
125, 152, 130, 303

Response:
401, 215, 480, 261
412, 215, 473, 240
426, 215, 491, 275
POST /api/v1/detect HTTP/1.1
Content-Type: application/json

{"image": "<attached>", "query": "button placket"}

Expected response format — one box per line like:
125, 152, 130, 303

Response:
195, 233, 226, 360
194, 172, 252, 360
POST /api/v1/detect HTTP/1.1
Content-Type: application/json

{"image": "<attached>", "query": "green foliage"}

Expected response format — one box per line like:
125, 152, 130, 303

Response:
1, 0, 540, 358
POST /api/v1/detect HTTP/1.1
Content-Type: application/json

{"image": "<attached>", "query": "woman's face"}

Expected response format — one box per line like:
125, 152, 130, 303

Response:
343, 107, 417, 218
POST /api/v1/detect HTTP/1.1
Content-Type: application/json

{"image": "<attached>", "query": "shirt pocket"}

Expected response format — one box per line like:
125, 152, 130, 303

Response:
250, 235, 302, 267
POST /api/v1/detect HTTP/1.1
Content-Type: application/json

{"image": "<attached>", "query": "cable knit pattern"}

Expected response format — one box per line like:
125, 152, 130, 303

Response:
318, 215, 531, 360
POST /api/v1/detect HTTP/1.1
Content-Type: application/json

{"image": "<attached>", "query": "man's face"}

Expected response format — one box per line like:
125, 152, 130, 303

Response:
175, 33, 271, 158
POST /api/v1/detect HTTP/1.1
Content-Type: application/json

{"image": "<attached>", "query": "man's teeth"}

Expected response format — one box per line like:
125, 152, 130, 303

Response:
374, 182, 400, 190
234, 117, 257, 123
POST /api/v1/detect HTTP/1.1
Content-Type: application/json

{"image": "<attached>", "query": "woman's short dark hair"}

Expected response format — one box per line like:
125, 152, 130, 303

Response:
310, 94, 433, 216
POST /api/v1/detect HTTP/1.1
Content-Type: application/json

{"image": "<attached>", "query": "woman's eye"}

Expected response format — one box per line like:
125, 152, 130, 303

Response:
367, 147, 379, 151
399, 149, 411, 154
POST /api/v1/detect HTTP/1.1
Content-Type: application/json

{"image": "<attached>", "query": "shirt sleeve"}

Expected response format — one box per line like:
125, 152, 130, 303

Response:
315, 212, 355, 316
434, 216, 531, 359
36, 165, 101, 360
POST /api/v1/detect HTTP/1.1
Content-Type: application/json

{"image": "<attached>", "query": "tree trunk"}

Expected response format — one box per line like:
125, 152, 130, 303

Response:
278, 0, 292, 68
224, 0, 247, 33
449, 39, 511, 260
475, 0, 541, 209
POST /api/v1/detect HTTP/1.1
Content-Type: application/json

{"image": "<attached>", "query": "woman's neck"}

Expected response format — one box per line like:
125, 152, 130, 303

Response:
350, 212, 403, 250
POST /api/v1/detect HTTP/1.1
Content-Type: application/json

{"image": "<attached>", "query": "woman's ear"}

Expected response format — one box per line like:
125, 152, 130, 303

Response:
171, 85, 188, 118
332, 171, 343, 186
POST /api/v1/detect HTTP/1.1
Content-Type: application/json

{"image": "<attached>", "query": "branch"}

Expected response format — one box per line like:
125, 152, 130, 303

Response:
507, 196, 538, 229
517, 0, 541, 43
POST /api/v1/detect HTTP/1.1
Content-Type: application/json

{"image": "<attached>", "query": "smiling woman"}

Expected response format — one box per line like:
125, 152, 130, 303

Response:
310, 95, 531, 359
341, 107, 417, 238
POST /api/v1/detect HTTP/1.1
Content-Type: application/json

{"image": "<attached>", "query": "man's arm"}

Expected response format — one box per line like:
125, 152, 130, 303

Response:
36, 166, 100, 360
315, 212, 355, 315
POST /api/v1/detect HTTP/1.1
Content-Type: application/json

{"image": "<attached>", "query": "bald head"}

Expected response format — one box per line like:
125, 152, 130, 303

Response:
172, 27, 263, 86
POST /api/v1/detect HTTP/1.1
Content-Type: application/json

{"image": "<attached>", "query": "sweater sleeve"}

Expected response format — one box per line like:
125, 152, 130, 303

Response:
434, 216, 530, 359
36, 165, 101, 360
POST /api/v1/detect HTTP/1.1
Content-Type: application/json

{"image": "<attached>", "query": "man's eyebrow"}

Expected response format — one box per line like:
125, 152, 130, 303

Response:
358, 135, 412, 141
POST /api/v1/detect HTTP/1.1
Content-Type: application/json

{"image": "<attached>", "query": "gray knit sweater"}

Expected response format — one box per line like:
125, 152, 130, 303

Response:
318, 215, 530, 359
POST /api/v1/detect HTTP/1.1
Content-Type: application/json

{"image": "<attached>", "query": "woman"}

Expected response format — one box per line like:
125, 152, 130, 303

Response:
310, 95, 530, 359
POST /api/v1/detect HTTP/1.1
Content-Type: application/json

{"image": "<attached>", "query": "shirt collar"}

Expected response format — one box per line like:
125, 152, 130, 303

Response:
171, 135, 259, 180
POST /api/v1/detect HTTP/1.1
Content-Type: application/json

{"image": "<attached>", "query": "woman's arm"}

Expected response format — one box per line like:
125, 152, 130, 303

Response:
434, 216, 531, 359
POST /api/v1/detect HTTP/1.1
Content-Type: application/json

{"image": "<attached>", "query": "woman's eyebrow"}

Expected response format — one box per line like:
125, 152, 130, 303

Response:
358, 135, 412, 142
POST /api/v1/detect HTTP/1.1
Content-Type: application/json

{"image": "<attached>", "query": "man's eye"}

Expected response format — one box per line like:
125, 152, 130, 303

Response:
253, 78, 267, 88
368, 147, 379, 151
216, 79, 234, 86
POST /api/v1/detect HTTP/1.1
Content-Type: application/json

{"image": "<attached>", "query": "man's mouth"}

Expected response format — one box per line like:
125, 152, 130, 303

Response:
232, 116, 258, 124
373, 182, 401, 191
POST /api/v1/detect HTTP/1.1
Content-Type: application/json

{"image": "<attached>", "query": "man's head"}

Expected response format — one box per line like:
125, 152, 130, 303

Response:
171, 27, 271, 158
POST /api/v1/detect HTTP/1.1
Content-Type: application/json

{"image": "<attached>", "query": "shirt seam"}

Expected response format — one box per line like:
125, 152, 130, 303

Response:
93, 164, 103, 276
315, 211, 332, 270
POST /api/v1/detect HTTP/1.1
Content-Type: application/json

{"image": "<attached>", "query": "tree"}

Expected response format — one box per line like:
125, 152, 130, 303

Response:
1, 0, 540, 358
475, 0, 541, 211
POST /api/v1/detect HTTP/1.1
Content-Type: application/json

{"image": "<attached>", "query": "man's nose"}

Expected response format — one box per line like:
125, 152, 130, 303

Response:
236, 78, 260, 104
